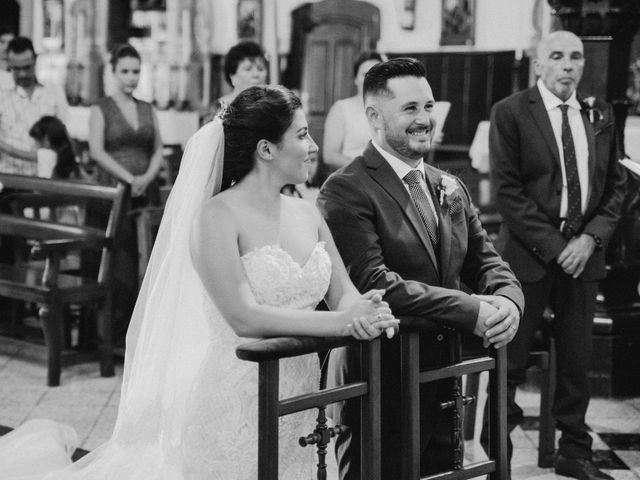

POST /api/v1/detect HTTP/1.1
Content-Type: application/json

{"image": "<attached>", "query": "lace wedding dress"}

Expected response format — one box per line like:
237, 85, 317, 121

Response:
0, 242, 331, 479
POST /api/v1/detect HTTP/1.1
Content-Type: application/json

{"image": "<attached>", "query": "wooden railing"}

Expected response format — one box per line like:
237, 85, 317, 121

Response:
236, 336, 381, 480
237, 320, 508, 480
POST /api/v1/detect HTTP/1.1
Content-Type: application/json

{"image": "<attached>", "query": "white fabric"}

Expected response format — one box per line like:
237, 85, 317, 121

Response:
469, 120, 490, 173
329, 97, 371, 159
0, 69, 13, 90
371, 140, 439, 224
36, 148, 57, 178
0, 118, 327, 478
536, 79, 590, 216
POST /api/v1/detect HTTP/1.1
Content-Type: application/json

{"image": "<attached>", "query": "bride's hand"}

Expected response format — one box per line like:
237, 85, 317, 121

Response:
344, 290, 399, 340
362, 289, 399, 339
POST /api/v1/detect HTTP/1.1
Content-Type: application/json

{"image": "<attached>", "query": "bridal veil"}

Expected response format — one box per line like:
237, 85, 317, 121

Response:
40, 118, 226, 478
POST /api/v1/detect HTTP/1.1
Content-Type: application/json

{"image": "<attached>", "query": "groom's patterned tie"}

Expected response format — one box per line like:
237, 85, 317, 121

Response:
404, 169, 439, 250
559, 104, 583, 239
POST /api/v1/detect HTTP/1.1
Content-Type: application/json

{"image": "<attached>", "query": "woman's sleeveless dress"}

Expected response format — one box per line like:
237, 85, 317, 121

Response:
0, 242, 331, 479
91, 97, 159, 342
95, 96, 156, 183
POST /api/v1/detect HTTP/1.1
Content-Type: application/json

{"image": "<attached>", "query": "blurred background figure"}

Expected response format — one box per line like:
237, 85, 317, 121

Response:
7, 115, 82, 180
215, 40, 268, 111
29, 116, 87, 181
89, 43, 163, 198
0, 24, 16, 89
322, 51, 384, 170
88, 43, 164, 347
0, 36, 68, 175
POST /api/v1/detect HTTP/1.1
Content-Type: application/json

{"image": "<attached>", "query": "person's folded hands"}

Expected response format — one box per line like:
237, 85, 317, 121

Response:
472, 294, 520, 349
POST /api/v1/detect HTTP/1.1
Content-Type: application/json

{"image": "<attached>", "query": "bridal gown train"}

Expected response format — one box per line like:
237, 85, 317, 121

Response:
0, 242, 330, 479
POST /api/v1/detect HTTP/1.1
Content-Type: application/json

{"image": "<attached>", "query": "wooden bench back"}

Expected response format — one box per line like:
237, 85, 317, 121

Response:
0, 173, 128, 284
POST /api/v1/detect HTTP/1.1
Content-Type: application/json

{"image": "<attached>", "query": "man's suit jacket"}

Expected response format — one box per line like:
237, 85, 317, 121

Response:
318, 142, 523, 330
317, 143, 524, 425
489, 86, 627, 282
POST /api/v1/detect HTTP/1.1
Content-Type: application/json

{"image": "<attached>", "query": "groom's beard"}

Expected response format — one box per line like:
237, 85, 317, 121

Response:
382, 121, 432, 160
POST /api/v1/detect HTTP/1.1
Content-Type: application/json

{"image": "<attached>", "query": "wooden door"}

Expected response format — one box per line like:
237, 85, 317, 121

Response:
294, 0, 380, 154
302, 24, 361, 150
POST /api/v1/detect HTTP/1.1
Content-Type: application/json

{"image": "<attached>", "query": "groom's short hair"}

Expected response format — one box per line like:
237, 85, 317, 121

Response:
363, 57, 427, 100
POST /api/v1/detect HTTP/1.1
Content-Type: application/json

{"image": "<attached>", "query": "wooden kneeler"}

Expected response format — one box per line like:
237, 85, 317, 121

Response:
400, 320, 508, 480
236, 336, 381, 480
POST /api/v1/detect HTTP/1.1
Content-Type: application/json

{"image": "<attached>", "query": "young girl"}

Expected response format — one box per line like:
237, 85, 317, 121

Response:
8, 116, 85, 226
7, 115, 83, 180
29, 115, 82, 179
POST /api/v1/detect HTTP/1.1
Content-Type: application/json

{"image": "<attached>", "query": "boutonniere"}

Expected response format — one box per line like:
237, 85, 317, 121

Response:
581, 97, 604, 125
436, 174, 459, 207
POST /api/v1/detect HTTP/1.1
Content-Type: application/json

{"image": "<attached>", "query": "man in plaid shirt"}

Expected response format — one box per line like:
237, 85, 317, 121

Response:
0, 36, 68, 175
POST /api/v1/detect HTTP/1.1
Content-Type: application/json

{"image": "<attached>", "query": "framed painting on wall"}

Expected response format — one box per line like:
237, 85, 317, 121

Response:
440, 0, 475, 46
238, 0, 261, 42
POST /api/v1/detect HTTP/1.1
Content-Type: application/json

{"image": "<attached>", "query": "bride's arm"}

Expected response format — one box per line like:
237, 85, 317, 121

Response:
190, 199, 397, 339
317, 212, 371, 311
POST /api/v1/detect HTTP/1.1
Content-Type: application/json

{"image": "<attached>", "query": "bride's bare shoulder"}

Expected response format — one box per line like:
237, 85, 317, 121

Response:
196, 191, 241, 230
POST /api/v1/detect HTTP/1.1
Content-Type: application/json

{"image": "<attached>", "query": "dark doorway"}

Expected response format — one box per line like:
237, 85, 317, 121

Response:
0, 0, 20, 35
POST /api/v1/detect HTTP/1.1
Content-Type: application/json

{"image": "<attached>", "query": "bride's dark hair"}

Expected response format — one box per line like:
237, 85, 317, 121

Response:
221, 85, 302, 191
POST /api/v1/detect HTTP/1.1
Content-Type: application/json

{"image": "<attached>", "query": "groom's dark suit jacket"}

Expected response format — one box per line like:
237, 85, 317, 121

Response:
489, 86, 626, 282
317, 143, 524, 476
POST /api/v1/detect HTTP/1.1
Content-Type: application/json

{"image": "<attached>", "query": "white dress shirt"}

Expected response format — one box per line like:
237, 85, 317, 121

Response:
537, 79, 590, 216
372, 140, 439, 225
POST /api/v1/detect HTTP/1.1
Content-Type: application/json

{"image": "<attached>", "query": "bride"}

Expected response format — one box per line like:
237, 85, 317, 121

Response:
0, 85, 398, 479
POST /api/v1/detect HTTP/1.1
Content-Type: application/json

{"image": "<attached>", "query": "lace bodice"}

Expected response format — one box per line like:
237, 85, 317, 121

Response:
241, 242, 331, 310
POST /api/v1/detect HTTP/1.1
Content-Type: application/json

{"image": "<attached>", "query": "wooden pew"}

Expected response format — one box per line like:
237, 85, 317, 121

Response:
236, 336, 381, 480
0, 173, 128, 386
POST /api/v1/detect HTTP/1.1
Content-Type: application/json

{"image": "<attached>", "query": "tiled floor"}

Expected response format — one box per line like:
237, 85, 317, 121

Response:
466, 373, 640, 479
1, 354, 639, 479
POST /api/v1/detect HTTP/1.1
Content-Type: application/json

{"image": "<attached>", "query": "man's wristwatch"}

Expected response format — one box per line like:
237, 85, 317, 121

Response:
584, 232, 603, 251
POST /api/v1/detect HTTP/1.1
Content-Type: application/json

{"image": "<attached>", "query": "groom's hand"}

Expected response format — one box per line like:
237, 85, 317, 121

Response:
473, 294, 520, 349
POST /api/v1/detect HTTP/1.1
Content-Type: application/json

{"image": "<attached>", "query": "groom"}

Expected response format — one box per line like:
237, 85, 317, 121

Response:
317, 57, 525, 478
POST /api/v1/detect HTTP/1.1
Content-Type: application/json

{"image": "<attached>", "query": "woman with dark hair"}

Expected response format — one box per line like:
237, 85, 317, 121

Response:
323, 51, 385, 169
90, 43, 163, 196
7, 115, 81, 180
88, 43, 164, 341
0, 85, 397, 479
214, 41, 268, 111
29, 115, 80, 179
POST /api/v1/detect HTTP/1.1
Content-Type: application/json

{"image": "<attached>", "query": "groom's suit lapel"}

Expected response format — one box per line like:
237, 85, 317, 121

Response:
362, 143, 440, 278
425, 164, 452, 283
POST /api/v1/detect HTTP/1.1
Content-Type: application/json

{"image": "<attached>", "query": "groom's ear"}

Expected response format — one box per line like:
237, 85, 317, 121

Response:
365, 104, 382, 130
256, 139, 273, 161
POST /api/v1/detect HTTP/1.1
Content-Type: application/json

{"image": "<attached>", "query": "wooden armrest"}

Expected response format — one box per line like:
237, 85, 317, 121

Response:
30, 237, 108, 260
236, 336, 362, 363
236, 316, 453, 363
0, 214, 102, 240
128, 206, 165, 218
3, 192, 84, 211
399, 316, 453, 334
